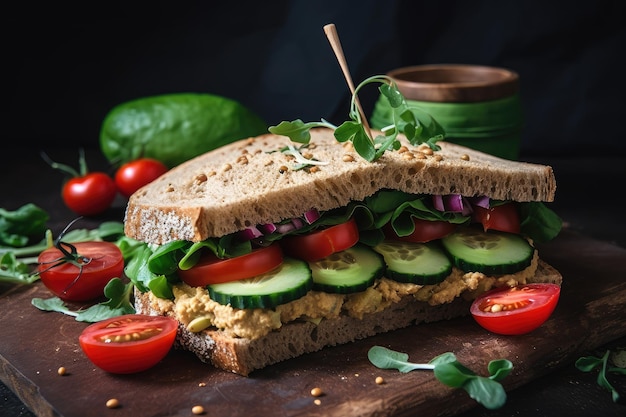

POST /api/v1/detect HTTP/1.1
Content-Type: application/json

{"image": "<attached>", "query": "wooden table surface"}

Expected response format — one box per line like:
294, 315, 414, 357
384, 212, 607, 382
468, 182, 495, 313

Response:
1, 149, 625, 417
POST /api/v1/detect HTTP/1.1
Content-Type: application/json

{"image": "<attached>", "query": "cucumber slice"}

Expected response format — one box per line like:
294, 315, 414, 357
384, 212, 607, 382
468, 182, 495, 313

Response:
373, 240, 452, 285
441, 227, 534, 275
208, 258, 312, 309
309, 244, 384, 294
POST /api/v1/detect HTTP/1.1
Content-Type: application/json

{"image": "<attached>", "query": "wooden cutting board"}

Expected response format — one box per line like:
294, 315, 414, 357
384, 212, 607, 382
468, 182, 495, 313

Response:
1, 229, 625, 417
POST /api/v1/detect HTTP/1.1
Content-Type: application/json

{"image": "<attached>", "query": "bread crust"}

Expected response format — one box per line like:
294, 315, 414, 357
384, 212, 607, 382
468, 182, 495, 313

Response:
124, 128, 557, 244
134, 260, 562, 376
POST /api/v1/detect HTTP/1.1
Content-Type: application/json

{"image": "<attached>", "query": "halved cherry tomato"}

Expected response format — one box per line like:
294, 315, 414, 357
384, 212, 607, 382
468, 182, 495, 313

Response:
470, 283, 561, 335
79, 314, 177, 374
178, 244, 283, 286
62, 172, 117, 216
115, 158, 169, 198
472, 202, 521, 234
280, 218, 359, 262
37, 241, 124, 302
383, 218, 456, 243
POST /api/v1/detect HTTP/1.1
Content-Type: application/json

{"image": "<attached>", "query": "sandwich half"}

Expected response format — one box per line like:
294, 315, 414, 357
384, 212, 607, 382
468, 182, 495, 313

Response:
124, 127, 562, 376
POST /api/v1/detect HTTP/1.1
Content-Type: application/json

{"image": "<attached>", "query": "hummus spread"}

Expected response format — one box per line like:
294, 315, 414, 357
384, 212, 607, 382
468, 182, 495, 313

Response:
146, 252, 539, 340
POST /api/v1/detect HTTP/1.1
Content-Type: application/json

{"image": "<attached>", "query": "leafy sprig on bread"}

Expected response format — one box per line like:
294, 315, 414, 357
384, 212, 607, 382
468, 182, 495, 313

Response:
269, 75, 445, 162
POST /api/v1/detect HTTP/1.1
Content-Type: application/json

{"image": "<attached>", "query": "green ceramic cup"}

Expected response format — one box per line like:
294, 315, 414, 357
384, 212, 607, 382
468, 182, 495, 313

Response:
370, 64, 523, 160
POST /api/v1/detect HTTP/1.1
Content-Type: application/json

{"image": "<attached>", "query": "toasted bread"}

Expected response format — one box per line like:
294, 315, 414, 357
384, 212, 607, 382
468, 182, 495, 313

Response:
124, 128, 556, 245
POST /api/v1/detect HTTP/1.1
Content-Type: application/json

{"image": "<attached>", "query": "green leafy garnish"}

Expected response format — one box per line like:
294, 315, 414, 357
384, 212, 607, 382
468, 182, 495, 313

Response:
576, 349, 626, 403
0, 203, 49, 248
269, 75, 445, 162
31, 277, 135, 322
368, 346, 512, 410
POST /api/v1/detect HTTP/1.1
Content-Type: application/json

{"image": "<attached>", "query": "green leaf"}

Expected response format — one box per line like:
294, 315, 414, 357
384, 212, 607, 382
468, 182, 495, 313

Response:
367, 346, 435, 373
464, 377, 508, 410
0, 203, 49, 247
519, 202, 563, 243
0, 251, 39, 284
368, 347, 511, 410
268, 119, 336, 144
31, 297, 77, 316
379, 83, 404, 108
31, 278, 135, 323
488, 359, 514, 381
576, 355, 603, 372
576, 350, 624, 403
149, 240, 188, 275
433, 362, 476, 388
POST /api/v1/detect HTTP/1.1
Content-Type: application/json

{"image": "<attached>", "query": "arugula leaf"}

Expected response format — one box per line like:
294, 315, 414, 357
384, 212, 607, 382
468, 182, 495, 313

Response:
368, 346, 512, 410
0, 251, 39, 284
0, 203, 49, 247
519, 202, 563, 243
31, 277, 135, 322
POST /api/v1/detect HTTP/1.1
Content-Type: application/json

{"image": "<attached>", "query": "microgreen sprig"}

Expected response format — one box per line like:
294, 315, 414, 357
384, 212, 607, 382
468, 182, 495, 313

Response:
576, 349, 626, 403
269, 75, 445, 162
368, 346, 512, 410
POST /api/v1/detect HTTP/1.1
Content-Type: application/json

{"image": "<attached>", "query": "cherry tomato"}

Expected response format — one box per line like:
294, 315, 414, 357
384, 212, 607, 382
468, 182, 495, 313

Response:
280, 218, 360, 262
37, 241, 124, 302
178, 244, 283, 286
115, 158, 168, 198
62, 172, 117, 216
383, 218, 456, 243
470, 283, 561, 335
79, 314, 177, 374
472, 202, 521, 234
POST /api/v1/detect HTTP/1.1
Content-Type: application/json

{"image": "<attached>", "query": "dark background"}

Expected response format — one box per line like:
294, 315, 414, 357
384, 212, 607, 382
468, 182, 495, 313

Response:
5, 0, 625, 159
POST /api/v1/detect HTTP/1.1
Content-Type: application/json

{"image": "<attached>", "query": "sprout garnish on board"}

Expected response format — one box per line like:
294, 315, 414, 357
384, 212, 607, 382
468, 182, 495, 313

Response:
368, 346, 513, 410
269, 75, 446, 162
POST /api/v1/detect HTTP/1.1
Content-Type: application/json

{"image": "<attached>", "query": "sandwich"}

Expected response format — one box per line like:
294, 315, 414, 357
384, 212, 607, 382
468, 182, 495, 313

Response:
122, 126, 563, 376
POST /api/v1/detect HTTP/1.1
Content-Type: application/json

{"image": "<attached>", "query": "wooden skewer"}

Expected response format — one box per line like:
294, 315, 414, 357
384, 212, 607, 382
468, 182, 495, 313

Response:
323, 23, 373, 139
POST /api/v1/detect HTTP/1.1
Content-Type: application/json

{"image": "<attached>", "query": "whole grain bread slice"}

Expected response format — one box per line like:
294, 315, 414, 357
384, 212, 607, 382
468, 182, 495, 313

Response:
134, 260, 562, 376
124, 128, 556, 245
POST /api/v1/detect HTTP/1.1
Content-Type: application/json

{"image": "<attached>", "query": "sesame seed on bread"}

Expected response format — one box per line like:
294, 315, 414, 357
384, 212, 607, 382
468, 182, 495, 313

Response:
123, 128, 556, 245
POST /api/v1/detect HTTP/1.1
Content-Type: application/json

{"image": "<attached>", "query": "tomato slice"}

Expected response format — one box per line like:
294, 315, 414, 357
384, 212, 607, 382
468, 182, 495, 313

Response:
79, 314, 177, 374
178, 244, 283, 286
383, 218, 456, 243
470, 283, 561, 335
37, 241, 124, 302
472, 202, 521, 234
280, 218, 359, 262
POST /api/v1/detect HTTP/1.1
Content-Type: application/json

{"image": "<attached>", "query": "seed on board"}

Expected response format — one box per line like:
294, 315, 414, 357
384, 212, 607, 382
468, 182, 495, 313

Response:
106, 398, 120, 409
192, 405, 205, 415
57, 366, 67, 376
310, 387, 324, 397
375, 376, 385, 385
314, 399, 322, 405
460, 154, 470, 161
279, 165, 289, 174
